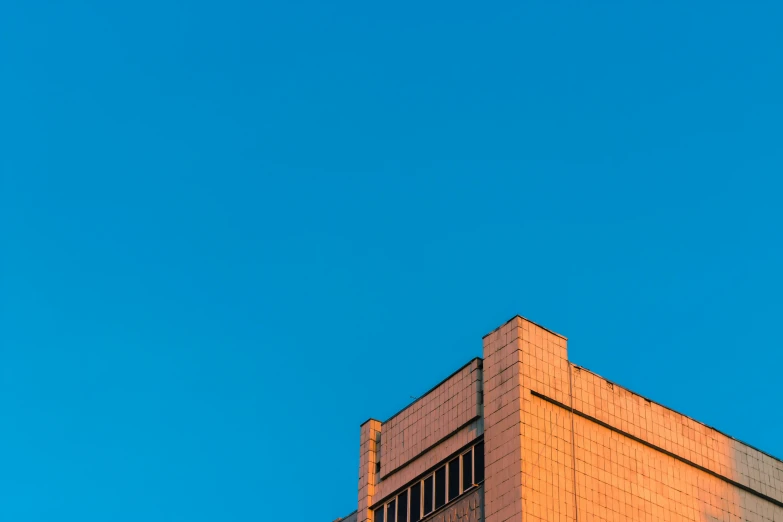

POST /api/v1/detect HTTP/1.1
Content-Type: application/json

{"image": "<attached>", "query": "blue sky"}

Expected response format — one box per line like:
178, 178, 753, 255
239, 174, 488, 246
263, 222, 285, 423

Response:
2, 1, 782, 520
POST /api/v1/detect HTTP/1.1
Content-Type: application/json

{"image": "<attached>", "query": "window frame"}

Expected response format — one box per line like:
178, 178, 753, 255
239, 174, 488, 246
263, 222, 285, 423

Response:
372, 440, 484, 522
461, 447, 474, 492
434, 465, 446, 509
396, 489, 408, 522
447, 455, 461, 501
422, 473, 434, 516
409, 481, 422, 522
473, 441, 484, 484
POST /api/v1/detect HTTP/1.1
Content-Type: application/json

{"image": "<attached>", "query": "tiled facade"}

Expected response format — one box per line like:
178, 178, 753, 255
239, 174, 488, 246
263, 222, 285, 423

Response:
380, 359, 482, 479
333, 316, 783, 522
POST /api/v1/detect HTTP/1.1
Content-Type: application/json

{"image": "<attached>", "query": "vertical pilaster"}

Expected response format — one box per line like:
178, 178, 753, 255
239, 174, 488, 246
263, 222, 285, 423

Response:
358, 419, 382, 522
482, 316, 571, 522
482, 317, 526, 522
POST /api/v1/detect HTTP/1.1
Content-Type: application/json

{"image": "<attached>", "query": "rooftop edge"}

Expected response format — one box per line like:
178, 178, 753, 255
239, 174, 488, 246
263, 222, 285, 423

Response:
482, 314, 567, 341
571, 362, 783, 466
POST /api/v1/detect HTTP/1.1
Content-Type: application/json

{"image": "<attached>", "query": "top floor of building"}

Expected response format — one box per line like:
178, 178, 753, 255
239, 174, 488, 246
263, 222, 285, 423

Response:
333, 315, 783, 522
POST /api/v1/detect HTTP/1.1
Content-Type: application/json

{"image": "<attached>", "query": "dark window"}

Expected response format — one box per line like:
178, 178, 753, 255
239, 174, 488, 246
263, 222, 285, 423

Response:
410, 483, 421, 522
423, 476, 433, 515
448, 456, 460, 500
474, 442, 484, 483
397, 490, 408, 522
375, 443, 485, 522
462, 449, 473, 490
435, 466, 446, 509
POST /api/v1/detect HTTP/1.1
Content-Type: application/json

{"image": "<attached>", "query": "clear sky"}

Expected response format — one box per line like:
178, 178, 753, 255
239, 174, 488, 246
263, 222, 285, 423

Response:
2, 1, 782, 521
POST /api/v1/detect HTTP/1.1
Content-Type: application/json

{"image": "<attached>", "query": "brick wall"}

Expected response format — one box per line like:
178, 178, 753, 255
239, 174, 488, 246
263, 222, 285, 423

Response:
564, 365, 783, 522
374, 418, 483, 502
482, 316, 570, 522
483, 315, 783, 522
343, 315, 783, 522
358, 419, 381, 522
379, 358, 483, 479
359, 359, 484, 520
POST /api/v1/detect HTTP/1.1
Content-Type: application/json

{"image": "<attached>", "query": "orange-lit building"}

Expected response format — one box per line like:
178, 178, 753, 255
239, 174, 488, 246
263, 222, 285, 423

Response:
332, 316, 783, 522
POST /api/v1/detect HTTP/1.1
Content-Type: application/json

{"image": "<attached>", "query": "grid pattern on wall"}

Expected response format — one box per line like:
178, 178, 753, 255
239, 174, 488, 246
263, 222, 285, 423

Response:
379, 359, 482, 479
570, 365, 783, 505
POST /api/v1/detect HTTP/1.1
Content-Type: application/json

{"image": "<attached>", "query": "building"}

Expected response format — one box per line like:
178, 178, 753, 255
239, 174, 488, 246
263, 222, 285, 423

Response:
331, 316, 783, 522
